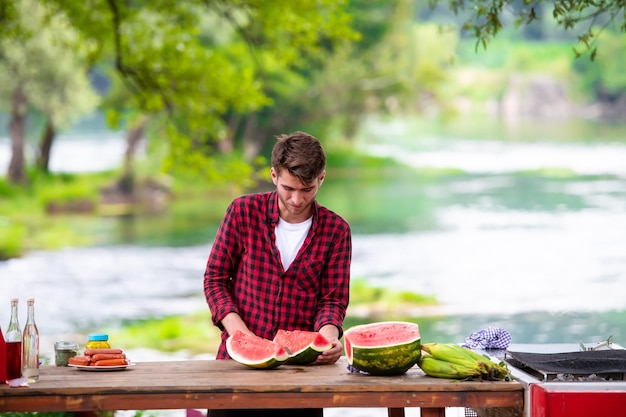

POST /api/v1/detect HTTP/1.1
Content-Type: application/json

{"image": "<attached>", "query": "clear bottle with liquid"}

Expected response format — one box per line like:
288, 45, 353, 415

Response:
5, 298, 22, 381
22, 298, 39, 383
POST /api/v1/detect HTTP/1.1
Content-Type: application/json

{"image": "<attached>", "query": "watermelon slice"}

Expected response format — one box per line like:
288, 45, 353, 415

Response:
344, 321, 421, 376
273, 329, 332, 365
226, 330, 290, 369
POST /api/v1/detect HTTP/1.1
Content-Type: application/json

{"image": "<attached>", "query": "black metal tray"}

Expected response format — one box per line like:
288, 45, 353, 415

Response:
506, 349, 626, 380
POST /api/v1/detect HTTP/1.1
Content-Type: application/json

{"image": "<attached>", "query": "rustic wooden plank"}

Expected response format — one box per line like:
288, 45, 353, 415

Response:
12, 360, 522, 392
0, 359, 524, 413
388, 408, 405, 417
421, 409, 446, 417
0, 390, 524, 412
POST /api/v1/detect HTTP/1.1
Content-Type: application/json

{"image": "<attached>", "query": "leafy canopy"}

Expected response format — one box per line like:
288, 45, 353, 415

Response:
428, 0, 626, 59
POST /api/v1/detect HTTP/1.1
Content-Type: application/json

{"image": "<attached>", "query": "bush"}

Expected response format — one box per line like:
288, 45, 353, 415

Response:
0, 219, 25, 260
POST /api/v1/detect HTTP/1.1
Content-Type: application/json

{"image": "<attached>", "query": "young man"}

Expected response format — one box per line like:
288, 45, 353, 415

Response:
204, 131, 352, 417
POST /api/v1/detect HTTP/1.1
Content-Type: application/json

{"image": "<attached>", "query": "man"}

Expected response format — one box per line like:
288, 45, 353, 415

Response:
204, 131, 352, 417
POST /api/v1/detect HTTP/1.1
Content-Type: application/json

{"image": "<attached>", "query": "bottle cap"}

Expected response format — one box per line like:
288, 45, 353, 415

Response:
88, 333, 109, 341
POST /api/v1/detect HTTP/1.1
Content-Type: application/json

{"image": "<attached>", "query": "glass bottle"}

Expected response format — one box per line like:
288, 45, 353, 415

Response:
5, 298, 22, 381
22, 297, 39, 383
0, 324, 7, 383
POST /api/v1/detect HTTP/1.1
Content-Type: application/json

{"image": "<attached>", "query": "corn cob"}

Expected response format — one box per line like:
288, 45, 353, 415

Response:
418, 354, 483, 379
422, 343, 489, 366
420, 343, 511, 381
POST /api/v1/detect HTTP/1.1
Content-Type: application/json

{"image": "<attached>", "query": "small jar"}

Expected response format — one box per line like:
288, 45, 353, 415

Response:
54, 341, 79, 366
86, 333, 111, 349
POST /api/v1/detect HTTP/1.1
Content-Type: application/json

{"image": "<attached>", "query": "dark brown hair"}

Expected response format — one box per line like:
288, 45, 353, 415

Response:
271, 131, 326, 184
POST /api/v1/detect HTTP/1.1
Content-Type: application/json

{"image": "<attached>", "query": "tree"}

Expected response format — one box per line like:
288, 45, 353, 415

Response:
37, 0, 359, 187
573, 30, 626, 106
225, 0, 456, 153
0, 0, 99, 183
428, 0, 626, 59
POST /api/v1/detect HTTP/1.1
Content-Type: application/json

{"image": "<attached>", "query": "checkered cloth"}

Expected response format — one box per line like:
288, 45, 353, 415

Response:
462, 327, 511, 350
347, 364, 370, 375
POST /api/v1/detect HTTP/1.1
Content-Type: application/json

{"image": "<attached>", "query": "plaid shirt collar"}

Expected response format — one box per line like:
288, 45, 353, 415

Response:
267, 191, 319, 227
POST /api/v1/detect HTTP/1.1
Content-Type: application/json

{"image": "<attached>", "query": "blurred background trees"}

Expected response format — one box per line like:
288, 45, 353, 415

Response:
1, 0, 625, 189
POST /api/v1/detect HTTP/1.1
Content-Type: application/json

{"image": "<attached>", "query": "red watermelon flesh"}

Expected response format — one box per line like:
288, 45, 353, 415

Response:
345, 321, 420, 347
226, 330, 290, 369
273, 329, 332, 365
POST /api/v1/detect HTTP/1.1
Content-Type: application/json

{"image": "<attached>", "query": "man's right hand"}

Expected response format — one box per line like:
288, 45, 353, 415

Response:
221, 312, 255, 336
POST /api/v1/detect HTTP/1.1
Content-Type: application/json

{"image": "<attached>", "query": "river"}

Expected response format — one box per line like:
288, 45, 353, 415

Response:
1, 115, 625, 417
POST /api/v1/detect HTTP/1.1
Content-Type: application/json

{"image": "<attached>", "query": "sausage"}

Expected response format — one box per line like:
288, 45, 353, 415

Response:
83, 348, 124, 356
90, 353, 126, 361
68, 355, 91, 366
92, 358, 129, 367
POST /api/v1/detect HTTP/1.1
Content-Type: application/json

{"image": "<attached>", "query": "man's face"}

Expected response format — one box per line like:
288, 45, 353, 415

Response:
271, 167, 324, 223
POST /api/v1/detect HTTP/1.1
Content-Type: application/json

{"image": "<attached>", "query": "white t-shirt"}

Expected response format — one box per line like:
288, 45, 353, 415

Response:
275, 216, 312, 270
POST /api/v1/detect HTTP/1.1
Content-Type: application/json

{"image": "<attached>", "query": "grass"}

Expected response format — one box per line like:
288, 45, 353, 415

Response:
0, 171, 115, 258
111, 310, 221, 355
349, 278, 437, 306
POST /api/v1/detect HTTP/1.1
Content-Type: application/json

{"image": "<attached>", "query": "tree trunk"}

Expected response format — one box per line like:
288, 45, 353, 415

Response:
219, 112, 239, 154
36, 117, 55, 173
7, 85, 28, 184
118, 116, 147, 194
242, 114, 272, 162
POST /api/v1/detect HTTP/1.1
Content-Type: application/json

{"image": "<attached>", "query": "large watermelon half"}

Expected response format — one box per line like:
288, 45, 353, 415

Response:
226, 330, 290, 369
343, 321, 421, 376
273, 329, 332, 365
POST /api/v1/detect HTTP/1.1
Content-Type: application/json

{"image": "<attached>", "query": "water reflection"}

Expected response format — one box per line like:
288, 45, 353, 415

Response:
1, 243, 623, 347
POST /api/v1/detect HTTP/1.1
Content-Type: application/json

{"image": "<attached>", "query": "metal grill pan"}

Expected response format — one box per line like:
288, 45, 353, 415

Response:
506, 349, 626, 380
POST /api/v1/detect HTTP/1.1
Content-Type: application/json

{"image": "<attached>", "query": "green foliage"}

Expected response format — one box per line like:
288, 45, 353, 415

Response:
39, 0, 359, 172
0, 177, 19, 198
34, 174, 100, 208
1, 0, 363, 185
204, 0, 450, 154
0, 0, 100, 127
0, 171, 110, 256
427, 0, 626, 59
520, 167, 578, 179
450, 36, 600, 106
573, 30, 626, 98
325, 146, 401, 170
0, 219, 25, 260
111, 311, 220, 355
349, 278, 437, 306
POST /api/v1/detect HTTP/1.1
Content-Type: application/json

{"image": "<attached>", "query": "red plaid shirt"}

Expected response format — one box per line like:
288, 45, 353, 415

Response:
204, 191, 352, 359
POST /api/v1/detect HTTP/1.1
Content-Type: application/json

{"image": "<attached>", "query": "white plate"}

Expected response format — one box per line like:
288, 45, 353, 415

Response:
68, 362, 135, 371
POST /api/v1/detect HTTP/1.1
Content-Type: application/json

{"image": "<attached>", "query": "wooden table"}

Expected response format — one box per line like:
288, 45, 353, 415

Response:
0, 359, 524, 417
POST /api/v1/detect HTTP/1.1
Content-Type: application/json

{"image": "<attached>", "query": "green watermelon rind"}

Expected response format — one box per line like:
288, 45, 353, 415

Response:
344, 321, 421, 376
349, 339, 421, 375
286, 341, 332, 365
226, 333, 290, 370
273, 330, 333, 365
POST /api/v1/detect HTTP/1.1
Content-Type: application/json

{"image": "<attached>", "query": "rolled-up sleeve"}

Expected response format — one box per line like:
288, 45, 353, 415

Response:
314, 220, 351, 337
204, 201, 240, 328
